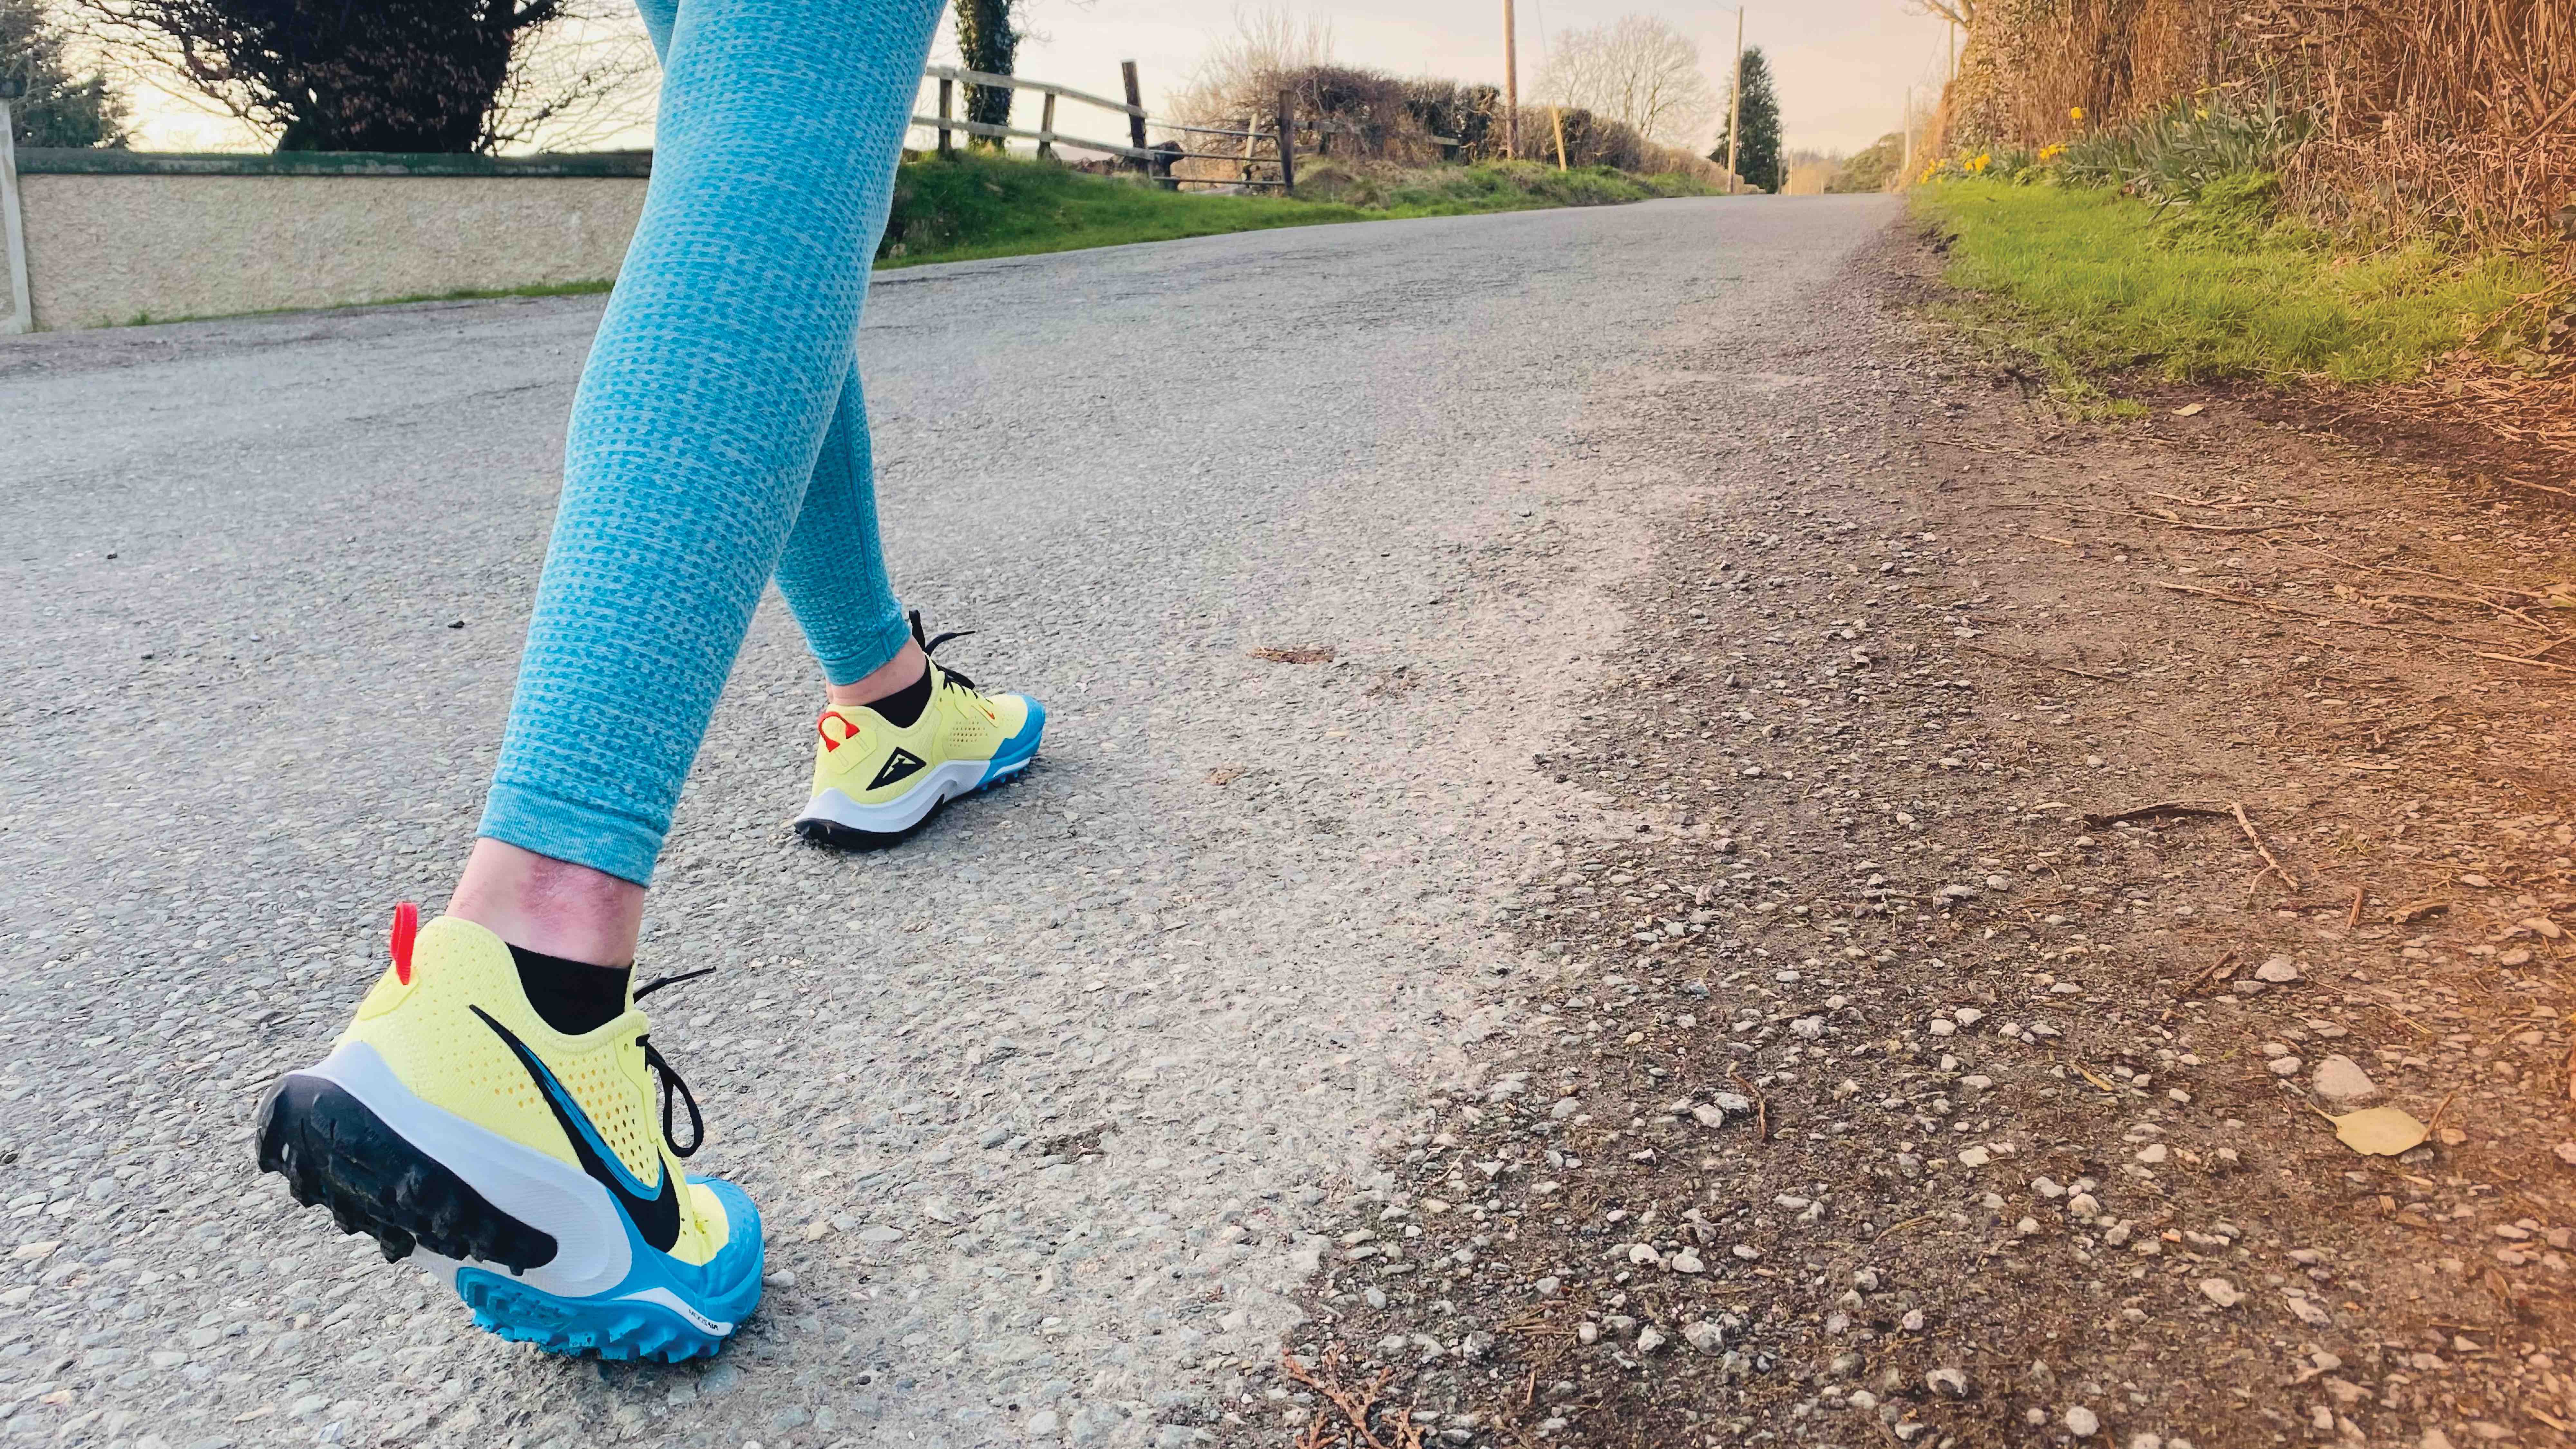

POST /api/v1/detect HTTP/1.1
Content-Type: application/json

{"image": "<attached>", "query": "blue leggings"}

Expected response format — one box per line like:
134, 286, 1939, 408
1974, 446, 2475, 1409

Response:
478, 0, 944, 886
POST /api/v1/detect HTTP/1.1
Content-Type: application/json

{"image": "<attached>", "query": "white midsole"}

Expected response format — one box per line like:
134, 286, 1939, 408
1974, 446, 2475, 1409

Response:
299, 1041, 634, 1301
797, 754, 1028, 835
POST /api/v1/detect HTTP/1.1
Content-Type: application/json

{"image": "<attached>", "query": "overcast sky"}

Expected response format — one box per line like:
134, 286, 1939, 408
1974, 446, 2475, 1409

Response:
126, 0, 1954, 157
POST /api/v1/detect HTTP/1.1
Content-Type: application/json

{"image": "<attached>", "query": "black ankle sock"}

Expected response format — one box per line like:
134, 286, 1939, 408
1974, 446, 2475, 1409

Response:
860, 663, 933, 729
510, 945, 632, 1036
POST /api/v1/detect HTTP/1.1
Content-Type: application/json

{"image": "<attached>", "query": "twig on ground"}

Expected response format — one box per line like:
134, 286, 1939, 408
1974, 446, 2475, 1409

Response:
1958, 643, 2120, 682
2230, 800, 2299, 893
1728, 1068, 1771, 1142
2367, 591, 2562, 635
2158, 582, 2511, 646
2182, 951, 2240, 997
2498, 475, 2576, 501
2477, 651, 2576, 678
1929, 436, 2044, 458
2348, 885, 2367, 928
1282, 1344, 1425, 1449
2426, 1089, 2461, 1135
2133, 512, 2327, 534
2083, 801, 2231, 829
2279, 538, 2546, 600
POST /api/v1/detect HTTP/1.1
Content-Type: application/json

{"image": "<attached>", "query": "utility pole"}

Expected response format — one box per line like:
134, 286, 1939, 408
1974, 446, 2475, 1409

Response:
1725, 7, 1744, 192
0, 87, 29, 335
1502, 0, 1520, 159
1902, 86, 1913, 181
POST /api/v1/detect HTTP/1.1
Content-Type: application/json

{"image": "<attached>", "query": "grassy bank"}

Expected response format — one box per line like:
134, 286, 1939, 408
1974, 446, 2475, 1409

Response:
1914, 178, 2547, 395
877, 152, 1714, 269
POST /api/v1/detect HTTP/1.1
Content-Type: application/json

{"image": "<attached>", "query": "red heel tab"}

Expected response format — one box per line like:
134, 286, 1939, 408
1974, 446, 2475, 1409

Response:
390, 902, 419, 984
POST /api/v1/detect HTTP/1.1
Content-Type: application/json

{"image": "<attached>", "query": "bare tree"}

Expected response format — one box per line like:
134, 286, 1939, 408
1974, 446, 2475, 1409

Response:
1533, 14, 1717, 148
1908, 0, 1972, 27
1166, 2, 1332, 128
71, 0, 650, 152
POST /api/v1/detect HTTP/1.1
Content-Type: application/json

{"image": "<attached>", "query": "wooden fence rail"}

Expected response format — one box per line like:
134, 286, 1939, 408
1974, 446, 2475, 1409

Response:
914, 62, 1303, 190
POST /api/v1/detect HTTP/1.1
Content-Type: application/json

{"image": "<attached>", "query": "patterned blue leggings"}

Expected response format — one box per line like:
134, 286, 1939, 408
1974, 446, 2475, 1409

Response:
478, 0, 944, 886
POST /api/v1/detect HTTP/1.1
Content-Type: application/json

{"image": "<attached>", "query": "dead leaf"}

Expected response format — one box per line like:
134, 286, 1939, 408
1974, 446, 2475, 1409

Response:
1249, 646, 1334, 665
2521, 916, 2564, 940
1206, 764, 1246, 785
2172, 402, 2205, 417
2333, 1106, 2429, 1156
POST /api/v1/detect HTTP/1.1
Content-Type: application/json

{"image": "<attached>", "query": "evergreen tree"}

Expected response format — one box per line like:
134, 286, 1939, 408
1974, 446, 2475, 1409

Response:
1708, 44, 1782, 192
1, 0, 130, 148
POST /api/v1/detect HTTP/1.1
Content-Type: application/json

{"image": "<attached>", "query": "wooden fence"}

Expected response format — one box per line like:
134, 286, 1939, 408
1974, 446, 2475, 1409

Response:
915, 64, 1454, 193
917, 64, 1296, 189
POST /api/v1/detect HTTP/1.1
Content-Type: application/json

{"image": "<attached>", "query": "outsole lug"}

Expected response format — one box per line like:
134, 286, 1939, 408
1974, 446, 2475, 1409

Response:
255, 1074, 556, 1272
456, 1270, 731, 1362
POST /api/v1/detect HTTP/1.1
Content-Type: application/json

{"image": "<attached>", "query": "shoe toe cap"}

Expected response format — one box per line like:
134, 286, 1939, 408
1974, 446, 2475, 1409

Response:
693, 1176, 766, 1292
999, 693, 1045, 751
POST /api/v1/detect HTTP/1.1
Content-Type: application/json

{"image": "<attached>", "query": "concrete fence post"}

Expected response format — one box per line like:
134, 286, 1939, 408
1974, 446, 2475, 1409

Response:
0, 97, 32, 334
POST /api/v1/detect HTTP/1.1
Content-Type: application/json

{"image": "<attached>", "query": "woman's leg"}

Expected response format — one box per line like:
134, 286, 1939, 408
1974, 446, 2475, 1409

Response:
256, 0, 949, 1363
473, 0, 947, 894
778, 368, 917, 689
634, 0, 918, 708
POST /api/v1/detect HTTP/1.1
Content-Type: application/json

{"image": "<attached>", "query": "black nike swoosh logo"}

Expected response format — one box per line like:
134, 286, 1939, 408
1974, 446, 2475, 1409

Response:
871, 747, 928, 791
471, 1007, 681, 1254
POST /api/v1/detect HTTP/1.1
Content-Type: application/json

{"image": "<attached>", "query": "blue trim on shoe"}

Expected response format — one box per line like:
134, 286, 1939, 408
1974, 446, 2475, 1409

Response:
453, 1177, 764, 1362
978, 695, 1046, 785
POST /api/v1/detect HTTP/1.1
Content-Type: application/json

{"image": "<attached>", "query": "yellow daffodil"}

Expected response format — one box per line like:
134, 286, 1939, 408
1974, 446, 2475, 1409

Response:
2070, 106, 2085, 121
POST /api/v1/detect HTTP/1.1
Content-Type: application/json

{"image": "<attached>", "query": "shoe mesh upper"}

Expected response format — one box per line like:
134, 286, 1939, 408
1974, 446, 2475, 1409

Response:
341, 916, 725, 1265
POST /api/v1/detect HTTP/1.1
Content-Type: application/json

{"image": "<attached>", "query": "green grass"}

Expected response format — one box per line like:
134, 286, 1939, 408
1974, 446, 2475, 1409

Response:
1913, 178, 2547, 392
876, 151, 1713, 269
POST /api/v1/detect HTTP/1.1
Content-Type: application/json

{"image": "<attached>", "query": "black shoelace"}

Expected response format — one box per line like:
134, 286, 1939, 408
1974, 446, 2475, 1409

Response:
632, 967, 715, 1158
909, 608, 979, 692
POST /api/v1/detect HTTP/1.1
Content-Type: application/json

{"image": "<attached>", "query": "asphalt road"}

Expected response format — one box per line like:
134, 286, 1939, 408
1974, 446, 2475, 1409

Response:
0, 193, 1898, 1448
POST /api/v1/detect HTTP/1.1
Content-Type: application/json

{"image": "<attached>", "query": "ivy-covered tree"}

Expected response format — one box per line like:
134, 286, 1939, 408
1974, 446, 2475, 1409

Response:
1, 0, 131, 147
953, 0, 1017, 146
1709, 44, 1783, 192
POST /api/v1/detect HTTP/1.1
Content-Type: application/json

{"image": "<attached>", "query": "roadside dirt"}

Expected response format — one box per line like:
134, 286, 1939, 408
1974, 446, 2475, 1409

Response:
1233, 226, 2576, 1449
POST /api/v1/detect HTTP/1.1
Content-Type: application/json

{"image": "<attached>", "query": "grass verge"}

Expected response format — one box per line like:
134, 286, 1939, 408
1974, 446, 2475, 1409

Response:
1913, 178, 2548, 395
877, 151, 1714, 269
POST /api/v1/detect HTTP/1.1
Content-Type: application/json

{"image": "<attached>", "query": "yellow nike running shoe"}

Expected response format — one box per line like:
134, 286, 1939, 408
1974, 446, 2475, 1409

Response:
256, 906, 762, 1361
793, 612, 1045, 848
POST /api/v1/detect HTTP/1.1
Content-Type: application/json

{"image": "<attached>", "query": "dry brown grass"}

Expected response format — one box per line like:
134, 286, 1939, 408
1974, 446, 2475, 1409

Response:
1946, 0, 2576, 250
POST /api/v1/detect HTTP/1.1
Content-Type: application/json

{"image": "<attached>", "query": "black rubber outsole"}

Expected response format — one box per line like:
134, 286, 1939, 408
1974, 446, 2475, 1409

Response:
256, 1073, 558, 1273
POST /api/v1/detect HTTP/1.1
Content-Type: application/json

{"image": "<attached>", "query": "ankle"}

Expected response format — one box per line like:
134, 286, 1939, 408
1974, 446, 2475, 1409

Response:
825, 640, 929, 708
447, 838, 645, 966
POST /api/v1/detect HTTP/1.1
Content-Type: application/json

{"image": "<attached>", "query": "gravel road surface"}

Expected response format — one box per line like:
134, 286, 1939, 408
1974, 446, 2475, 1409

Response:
0, 195, 1899, 1447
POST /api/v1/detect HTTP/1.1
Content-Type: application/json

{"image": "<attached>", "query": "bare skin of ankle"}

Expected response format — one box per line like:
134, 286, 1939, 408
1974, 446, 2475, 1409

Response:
448, 838, 646, 967
448, 643, 928, 964
823, 639, 928, 708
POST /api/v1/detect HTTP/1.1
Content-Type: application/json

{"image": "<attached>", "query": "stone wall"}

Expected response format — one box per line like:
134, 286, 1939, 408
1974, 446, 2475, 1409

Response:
1, 151, 650, 332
